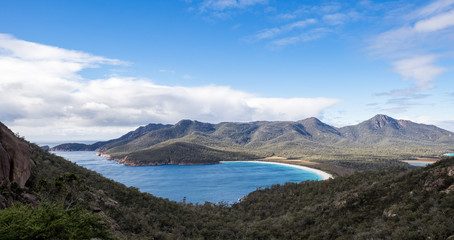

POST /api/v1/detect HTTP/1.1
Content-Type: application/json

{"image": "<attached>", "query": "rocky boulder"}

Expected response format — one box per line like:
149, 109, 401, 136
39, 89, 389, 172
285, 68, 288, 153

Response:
0, 122, 33, 187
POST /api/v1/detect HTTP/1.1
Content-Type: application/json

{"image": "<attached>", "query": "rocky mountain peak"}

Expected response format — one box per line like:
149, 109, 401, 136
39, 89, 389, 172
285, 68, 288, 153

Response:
301, 117, 323, 125
174, 119, 215, 133
298, 117, 341, 136
368, 114, 400, 129
175, 119, 194, 126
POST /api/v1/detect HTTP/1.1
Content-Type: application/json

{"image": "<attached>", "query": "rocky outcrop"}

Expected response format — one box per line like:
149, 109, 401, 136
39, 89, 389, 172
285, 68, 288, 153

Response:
0, 122, 33, 187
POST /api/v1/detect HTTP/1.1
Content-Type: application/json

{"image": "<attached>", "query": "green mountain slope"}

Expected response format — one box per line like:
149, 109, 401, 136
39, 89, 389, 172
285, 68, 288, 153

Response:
232, 159, 454, 239
112, 142, 260, 166
339, 114, 454, 144
52, 114, 454, 165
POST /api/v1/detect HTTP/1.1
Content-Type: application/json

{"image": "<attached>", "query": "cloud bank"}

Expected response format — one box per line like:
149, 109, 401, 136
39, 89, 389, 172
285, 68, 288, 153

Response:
370, 0, 454, 96
0, 34, 339, 141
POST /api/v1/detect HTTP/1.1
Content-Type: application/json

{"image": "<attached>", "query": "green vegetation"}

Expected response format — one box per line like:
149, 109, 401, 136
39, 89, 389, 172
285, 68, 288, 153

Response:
233, 160, 454, 239
114, 142, 260, 165
0, 203, 113, 240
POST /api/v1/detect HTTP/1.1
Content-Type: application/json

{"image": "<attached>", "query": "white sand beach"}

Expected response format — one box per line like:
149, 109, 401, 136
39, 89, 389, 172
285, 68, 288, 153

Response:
227, 161, 333, 180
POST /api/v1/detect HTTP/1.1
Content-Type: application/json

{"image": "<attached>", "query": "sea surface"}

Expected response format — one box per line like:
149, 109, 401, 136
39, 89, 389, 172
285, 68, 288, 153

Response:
52, 151, 323, 204
403, 161, 432, 167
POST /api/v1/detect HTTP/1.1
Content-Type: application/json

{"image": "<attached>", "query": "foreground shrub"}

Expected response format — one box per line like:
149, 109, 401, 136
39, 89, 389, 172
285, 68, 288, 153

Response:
0, 203, 113, 240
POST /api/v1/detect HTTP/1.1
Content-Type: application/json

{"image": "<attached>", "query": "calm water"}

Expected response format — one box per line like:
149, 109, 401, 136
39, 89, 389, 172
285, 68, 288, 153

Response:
52, 151, 322, 204
403, 161, 431, 167
444, 153, 454, 157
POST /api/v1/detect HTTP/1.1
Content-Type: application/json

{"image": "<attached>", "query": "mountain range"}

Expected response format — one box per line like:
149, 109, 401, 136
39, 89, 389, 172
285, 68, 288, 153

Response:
52, 114, 454, 166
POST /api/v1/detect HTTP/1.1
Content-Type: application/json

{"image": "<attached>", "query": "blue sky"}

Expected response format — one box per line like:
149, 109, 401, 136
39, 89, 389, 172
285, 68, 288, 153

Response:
1, 0, 454, 142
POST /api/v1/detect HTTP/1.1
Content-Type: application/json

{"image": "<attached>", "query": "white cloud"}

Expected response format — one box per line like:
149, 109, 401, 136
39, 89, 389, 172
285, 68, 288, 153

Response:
393, 55, 446, 90
270, 36, 300, 46
413, 0, 454, 19
68, 78, 339, 125
247, 97, 340, 121
370, 0, 454, 55
244, 2, 360, 48
253, 28, 281, 40
317, 3, 342, 13
368, 27, 415, 57
276, 13, 296, 20
0, 33, 120, 66
81, 102, 110, 111
323, 13, 348, 25
369, 0, 454, 95
251, 19, 317, 41
414, 9, 454, 32
270, 28, 329, 47
0, 34, 339, 141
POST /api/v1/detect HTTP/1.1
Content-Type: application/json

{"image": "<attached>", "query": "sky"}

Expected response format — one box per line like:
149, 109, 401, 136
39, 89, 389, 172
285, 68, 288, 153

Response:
1, 0, 454, 143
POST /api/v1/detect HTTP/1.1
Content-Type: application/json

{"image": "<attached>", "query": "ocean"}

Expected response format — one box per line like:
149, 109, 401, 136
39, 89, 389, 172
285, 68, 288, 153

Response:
52, 151, 323, 204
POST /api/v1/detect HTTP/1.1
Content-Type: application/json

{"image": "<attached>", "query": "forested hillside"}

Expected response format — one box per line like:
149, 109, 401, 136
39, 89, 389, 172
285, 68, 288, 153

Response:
2, 121, 454, 239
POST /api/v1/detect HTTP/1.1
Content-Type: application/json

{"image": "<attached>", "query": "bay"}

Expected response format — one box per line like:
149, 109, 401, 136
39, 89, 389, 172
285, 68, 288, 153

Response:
403, 161, 431, 167
52, 151, 322, 204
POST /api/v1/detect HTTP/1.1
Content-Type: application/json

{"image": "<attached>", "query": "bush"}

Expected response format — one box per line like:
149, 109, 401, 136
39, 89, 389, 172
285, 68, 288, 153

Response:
0, 203, 114, 240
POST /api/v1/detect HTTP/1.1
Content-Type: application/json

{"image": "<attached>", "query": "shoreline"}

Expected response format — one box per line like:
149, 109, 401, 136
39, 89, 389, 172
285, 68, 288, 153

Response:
402, 160, 437, 164
222, 160, 333, 180
400, 157, 439, 164
93, 151, 333, 179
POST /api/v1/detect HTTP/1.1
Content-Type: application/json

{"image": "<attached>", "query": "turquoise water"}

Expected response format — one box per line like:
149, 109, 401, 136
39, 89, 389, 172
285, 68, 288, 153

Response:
52, 151, 322, 204
444, 153, 454, 157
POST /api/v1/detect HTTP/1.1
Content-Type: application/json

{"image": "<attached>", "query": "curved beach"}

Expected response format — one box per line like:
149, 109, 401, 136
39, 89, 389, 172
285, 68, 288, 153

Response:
228, 161, 333, 180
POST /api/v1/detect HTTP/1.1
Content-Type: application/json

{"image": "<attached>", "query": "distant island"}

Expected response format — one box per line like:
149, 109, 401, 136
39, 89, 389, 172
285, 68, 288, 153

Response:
51, 114, 454, 174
